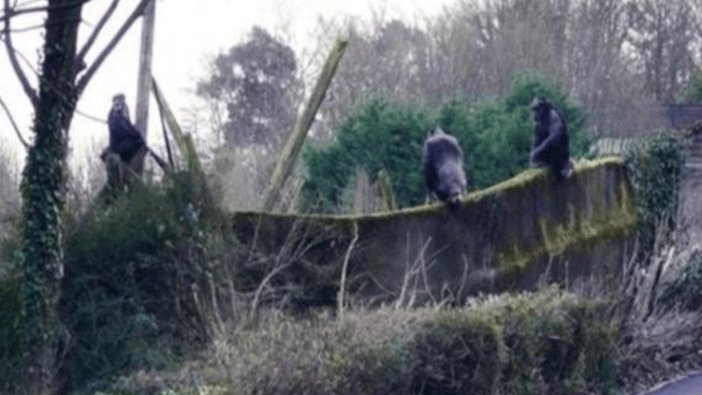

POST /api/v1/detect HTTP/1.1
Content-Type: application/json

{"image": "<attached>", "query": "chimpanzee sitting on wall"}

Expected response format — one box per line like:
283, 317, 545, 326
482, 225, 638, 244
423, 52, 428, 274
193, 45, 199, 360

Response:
422, 126, 468, 208
530, 97, 574, 181
106, 93, 145, 163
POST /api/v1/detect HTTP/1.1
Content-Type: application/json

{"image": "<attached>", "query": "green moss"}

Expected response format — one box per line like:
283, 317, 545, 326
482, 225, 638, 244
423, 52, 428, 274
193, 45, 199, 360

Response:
496, 174, 637, 273
234, 157, 624, 222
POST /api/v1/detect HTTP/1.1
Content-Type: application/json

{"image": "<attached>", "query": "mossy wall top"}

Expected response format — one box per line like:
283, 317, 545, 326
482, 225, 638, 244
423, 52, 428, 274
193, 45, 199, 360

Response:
232, 157, 637, 302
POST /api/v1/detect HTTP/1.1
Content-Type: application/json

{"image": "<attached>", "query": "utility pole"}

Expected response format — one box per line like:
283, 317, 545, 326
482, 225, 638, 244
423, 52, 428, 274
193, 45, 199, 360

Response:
135, 0, 155, 138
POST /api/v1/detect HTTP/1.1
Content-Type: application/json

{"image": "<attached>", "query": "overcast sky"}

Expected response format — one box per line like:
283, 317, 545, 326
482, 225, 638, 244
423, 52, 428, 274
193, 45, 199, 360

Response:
0, 0, 452, 175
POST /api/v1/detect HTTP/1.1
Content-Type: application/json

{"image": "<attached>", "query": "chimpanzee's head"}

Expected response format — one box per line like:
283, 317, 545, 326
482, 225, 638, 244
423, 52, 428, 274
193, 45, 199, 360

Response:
111, 93, 130, 120
427, 126, 446, 138
530, 96, 552, 123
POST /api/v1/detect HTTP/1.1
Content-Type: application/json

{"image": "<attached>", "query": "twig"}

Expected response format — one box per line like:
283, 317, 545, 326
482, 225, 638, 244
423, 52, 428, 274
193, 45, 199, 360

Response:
645, 246, 676, 320
75, 0, 117, 68
0, 0, 88, 21
76, 0, 152, 96
420, 245, 438, 305
155, 86, 175, 168
0, 93, 29, 148
0, 34, 107, 125
3, 0, 37, 104
145, 146, 170, 173
395, 236, 434, 309
207, 272, 225, 337
250, 262, 290, 319
396, 232, 414, 309
454, 255, 471, 304
337, 221, 359, 320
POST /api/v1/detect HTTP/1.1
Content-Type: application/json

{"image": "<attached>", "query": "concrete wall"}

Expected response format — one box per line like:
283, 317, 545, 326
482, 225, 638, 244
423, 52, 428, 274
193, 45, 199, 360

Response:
232, 157, 637, 304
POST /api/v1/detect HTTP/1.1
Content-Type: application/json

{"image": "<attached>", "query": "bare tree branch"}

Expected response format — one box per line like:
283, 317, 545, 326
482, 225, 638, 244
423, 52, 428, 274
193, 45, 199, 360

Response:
4, 22, 44, 33
0, 0, 89, 21
3, 0, 37, 105
0, 93, 30, 148
75, 0, 117, 68
0, 33, 39, 74
0, 33, 106, 126
76, 0, 152, 96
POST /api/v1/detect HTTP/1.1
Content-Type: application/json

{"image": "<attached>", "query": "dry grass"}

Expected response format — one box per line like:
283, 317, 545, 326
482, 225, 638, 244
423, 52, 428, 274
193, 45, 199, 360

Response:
614, 225, 702, 393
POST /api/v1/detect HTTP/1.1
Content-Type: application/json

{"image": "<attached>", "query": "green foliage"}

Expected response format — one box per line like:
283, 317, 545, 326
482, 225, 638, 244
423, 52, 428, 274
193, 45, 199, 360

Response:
303, 74, 588, 212
0, 227, 22, 392
303, 97, 429, 211
0, 272, 21, 394
625, 131, 687, 257
475, 290, 616, 394
125, 289, 616, 394
59, 172, 220, 390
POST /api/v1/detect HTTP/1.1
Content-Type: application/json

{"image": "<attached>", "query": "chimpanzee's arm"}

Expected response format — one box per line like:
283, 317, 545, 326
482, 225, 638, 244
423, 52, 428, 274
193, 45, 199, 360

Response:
530, 110, 564, 163
113, 115, 144, 142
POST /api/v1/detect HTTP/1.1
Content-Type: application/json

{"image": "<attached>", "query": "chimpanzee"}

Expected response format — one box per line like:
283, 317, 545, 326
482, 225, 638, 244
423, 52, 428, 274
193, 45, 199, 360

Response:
422, 126, 467, 208
107, 93, 145, 163
530, 97, 573, 181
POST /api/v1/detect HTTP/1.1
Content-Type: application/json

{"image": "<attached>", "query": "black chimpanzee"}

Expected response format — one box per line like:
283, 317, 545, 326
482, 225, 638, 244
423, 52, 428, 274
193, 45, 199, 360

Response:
422, 126, 467, 208
107, 93, 145, 163
530, 97, 573, 181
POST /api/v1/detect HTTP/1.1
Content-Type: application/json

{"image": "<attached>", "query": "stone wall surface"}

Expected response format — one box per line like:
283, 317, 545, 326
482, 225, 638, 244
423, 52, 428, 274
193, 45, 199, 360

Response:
232, 157, 637, 304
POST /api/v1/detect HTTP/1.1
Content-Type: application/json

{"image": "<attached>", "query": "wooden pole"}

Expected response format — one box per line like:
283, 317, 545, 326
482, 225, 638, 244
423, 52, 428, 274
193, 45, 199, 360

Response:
377, 169, 397, 211
134, 0, 155, 138
261, 38, 348, 211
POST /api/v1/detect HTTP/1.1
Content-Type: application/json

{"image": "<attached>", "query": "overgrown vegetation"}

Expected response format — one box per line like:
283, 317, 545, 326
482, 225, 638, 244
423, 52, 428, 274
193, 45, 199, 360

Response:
0, 170, 221, 392
302, 75, 588, 212
56, 171, 219, 390
0, 136, 693, 394
660, 250, 702, 311
617, 242, 702, 392
625, 131, 687, 258
1, 169, 344, 392
108, 288, 616, 395
0, 271, 21, 393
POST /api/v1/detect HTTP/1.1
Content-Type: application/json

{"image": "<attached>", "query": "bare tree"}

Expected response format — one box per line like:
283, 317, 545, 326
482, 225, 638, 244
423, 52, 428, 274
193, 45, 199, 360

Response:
306, 0, 702, 139
310, 18, 430, 136
626, 0, 700, 103
1, 0, 152, 392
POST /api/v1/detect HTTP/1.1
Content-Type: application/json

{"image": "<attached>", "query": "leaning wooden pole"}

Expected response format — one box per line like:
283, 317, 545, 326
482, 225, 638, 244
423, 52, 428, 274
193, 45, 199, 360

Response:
377, 169, 397, 212
261, 38, 348, 211
133, 0, 155, 173
134, 0, 155, 137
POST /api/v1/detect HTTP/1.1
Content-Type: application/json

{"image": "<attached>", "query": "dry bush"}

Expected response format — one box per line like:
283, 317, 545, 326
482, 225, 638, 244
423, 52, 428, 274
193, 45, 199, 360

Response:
612, 227, 702, 393
109, 288, 616, 395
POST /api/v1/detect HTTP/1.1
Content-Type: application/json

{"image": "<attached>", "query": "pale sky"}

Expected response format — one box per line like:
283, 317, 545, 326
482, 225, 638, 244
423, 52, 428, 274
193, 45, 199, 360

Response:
0, 0, 452, 176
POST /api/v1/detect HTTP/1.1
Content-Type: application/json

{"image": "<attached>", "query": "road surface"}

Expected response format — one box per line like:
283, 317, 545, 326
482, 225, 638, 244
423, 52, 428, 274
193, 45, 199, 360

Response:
640, 372, 702, 395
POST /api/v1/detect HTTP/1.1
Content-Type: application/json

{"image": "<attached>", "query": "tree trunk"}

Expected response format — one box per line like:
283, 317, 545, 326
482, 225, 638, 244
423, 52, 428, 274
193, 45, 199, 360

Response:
20, 1, 82, 393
